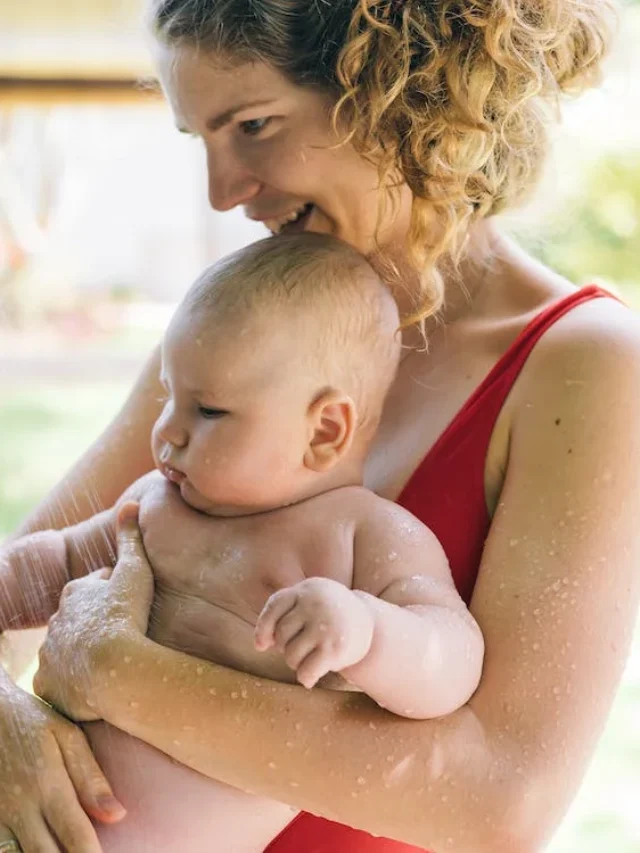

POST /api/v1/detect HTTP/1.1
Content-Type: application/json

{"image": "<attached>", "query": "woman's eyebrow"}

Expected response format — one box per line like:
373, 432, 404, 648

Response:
204, 99, 277, 132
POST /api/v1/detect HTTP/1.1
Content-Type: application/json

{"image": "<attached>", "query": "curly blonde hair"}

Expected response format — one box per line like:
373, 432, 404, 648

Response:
149, 0, 617, 324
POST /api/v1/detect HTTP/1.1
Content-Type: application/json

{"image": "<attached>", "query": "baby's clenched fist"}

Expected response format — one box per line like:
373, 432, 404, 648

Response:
255, 577, 374, 689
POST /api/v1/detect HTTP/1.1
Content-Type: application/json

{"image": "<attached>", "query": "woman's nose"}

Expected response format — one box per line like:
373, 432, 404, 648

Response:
206, 147, 261, 212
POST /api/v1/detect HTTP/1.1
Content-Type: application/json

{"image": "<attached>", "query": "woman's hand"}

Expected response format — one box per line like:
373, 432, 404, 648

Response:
33, 503, 154, 724
0, 677, 126, 852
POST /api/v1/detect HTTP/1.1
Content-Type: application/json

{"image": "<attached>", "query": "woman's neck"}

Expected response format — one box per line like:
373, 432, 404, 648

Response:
392, 218, 504, 351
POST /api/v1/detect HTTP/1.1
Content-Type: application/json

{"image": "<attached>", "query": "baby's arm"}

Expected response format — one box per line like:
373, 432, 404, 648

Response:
0, 478, 149, 633
255, 499, 484, 719
341, 500, 485, 718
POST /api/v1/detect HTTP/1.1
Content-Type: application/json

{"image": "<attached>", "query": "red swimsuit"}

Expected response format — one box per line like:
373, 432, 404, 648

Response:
264, 286, 612, 853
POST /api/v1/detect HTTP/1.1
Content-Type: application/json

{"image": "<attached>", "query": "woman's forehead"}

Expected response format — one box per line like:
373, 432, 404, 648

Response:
153, 43, 296, 129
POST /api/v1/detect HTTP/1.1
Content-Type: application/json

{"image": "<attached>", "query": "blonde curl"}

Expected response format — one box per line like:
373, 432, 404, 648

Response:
333, 0, 617, 326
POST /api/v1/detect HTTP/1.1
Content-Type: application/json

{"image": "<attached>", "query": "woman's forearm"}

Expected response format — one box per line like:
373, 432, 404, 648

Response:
97, 633, 526, 853
0, 531, 70, 632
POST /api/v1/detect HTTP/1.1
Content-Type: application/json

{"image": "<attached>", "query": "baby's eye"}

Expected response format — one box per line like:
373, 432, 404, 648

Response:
240, 117, 272, 137
199, 406, 227, 420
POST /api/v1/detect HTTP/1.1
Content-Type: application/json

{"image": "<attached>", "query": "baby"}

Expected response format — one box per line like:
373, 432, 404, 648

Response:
1, 234, 484, 853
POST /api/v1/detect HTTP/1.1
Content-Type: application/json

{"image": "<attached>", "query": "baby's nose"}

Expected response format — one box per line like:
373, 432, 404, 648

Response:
158, 417, 188, 449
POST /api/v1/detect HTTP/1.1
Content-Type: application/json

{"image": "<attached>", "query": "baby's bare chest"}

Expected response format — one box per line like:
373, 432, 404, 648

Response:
135, 476, 357, 677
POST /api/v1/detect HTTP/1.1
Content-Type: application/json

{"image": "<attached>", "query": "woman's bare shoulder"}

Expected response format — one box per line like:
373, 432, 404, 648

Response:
467, 286, 640, 844
516, 289, 640, 407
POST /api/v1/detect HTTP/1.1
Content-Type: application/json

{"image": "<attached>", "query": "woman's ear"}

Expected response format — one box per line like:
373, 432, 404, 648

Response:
303, 389, 357, 472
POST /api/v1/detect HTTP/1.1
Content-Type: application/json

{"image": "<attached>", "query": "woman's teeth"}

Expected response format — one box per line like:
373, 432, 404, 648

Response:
265, 203, 312, 234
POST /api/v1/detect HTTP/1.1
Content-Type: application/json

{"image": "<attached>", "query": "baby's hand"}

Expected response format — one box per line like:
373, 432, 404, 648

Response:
255, 578, 374, 689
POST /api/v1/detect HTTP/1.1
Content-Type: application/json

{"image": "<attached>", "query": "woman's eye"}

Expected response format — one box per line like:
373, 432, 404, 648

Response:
199, 406, 227, 420
240, 117, 272, 137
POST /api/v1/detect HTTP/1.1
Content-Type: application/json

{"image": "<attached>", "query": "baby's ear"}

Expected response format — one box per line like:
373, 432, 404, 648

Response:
303, 389, 357, 472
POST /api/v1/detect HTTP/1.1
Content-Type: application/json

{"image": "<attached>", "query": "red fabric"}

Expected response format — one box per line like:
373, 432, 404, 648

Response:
264, 286, 613, 853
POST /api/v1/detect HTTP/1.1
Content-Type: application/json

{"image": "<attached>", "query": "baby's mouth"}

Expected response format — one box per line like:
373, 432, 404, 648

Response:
162, 464, 186, 485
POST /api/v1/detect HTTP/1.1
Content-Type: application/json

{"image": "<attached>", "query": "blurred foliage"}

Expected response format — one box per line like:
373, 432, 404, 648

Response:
0, 384, 129, 537
521, 150, 640, 292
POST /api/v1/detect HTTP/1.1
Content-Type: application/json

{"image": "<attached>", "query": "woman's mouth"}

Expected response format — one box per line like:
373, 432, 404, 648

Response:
264, 203, 314, 235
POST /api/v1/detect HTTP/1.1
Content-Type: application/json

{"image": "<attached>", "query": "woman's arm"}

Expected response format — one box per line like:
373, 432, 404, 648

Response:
1, 344, 162, 676
35, 307, 640, 853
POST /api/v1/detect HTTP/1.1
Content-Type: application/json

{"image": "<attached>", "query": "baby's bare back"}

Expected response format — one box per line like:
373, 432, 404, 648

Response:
86, 472, 365, 853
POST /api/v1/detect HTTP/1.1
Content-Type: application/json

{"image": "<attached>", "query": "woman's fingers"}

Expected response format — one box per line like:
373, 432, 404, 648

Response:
109, 502, 154, 632
9, 811, 61, 853
41, 781, 104, 853
57, 725, 126, 824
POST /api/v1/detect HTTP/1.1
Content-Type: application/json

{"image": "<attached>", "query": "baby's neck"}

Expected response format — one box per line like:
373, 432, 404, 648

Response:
288, 460, 365, 508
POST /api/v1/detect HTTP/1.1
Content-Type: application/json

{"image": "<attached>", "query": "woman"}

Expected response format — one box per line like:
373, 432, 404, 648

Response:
1, 1, 638, 851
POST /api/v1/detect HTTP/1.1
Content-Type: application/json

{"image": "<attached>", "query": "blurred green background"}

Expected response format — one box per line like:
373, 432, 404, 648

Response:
1, 1, 639, 852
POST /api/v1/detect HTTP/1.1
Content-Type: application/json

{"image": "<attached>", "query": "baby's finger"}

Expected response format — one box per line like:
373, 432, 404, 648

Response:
282, 629, 318, 672
272, 609, 307, 653
255, 589, 297, 650
296, 649, 331, 690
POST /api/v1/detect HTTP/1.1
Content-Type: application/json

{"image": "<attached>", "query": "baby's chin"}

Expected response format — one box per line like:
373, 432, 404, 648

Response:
178, 480, 292, 518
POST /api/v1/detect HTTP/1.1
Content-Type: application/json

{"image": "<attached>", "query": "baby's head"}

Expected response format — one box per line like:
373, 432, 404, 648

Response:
152, 233, 400, 515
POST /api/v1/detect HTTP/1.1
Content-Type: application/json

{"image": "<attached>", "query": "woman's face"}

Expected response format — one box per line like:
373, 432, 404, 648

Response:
154, 43, 412, 257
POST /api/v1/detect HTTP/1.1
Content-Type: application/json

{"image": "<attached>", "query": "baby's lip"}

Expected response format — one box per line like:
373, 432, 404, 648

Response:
161, 464, 186, 485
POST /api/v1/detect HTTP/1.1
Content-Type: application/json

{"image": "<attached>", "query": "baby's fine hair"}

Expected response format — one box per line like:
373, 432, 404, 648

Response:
182, 233, 401, 439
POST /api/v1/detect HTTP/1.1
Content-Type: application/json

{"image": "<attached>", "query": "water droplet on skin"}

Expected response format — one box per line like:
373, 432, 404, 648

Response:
231, 692, 239, 699
129, 701, 139, 709
286, 741, 294, 749
196, 666, 204, 676
109, 669, 117, 678
124, 656, 132, 664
